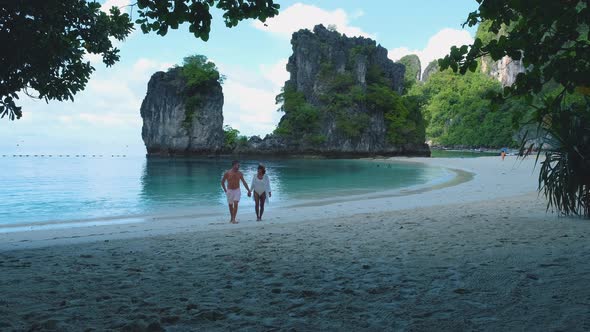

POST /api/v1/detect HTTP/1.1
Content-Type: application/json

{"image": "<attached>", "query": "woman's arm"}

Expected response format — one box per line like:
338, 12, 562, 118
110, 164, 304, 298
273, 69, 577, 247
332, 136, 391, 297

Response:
265, 174, 271, 196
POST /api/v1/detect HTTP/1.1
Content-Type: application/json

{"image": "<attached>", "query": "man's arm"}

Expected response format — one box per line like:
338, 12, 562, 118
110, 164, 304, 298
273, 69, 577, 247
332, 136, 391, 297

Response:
221, 172, 227, 192
248, 175, 254, 197
240, 173, 250, 192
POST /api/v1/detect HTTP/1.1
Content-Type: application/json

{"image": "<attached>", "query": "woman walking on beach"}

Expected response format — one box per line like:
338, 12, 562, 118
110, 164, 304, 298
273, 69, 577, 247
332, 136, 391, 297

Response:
248, 164, 272, 221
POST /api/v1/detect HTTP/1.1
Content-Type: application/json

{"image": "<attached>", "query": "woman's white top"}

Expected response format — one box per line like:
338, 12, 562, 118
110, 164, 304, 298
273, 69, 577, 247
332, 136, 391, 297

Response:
250, 174, 271, 195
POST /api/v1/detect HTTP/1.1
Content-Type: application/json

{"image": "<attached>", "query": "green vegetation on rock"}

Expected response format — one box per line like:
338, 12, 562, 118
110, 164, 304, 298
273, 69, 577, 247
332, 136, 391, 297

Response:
177, 55, 223, 130
364, 63, 425, 145
347, 44, 376, 69
223, 125, 248, 150
180, 55, 224, 88
411, 69, 518, 148
318, 71, 371, 138
365, 82, 425, 145
336, 113, 371, 138
422, 60, 440, 82
397, 54, 421, 89
274, 85, 322, 142
275, 43, 425, 146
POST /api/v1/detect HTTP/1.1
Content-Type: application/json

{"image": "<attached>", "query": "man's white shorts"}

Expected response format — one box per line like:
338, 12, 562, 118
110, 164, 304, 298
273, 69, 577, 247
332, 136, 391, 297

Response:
226, 188, 241, 204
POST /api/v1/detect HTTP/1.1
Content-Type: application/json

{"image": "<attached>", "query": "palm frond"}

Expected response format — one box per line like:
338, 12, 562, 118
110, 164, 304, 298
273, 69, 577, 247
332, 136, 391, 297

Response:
533, 95, 590, 218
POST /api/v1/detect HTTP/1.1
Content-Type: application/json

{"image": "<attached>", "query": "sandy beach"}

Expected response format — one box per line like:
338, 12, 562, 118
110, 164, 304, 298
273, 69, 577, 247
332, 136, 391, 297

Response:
2, 156, 590, 331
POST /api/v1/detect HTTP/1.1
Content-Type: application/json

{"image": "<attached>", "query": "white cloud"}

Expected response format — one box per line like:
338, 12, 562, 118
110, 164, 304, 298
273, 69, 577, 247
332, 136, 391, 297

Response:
80, 58, 173, 117
85, 77, 141, 114
88, 78, 134, 99
253, 3, 374, 39
83, 52, 103, 65
350, 9, 365, 20
100, 0, 131, 13
220, 58, 288, 136
224, 81, 277, 121
388, 28, 473, 75
259, 58, 289, 91
132, 58, 173, 73
388, 47, 413, 63
2, 56, 173, 154
216, 62, 267, 89
131, 58, 174, 82
78, 112, 141, 126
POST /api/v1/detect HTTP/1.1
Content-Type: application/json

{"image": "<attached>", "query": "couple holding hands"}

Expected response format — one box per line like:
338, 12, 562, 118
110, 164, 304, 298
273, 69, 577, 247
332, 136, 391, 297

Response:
221, 160, 272, 224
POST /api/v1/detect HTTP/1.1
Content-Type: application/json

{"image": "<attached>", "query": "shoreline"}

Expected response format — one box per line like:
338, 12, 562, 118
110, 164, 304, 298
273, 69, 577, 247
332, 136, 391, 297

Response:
1, 156, 539, 251
0, 156, 450, 230
1, 165, 463, 230
286, 166, 472, 208
0, 159, 455, 231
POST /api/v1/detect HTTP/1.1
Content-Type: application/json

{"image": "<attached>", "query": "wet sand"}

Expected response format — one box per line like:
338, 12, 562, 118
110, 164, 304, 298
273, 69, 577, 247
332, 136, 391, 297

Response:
1, 156, 589, 331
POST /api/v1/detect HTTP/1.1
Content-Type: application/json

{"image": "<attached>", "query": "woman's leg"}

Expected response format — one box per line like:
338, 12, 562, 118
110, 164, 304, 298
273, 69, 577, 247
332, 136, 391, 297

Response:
259, 192, 267, 220
254, 192, 260, 220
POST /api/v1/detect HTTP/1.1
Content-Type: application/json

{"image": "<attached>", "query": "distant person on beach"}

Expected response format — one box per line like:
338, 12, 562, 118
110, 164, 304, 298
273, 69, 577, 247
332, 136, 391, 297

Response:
221, 160, 251, 224
501, 150, 506, 161
248, 164, 272, 221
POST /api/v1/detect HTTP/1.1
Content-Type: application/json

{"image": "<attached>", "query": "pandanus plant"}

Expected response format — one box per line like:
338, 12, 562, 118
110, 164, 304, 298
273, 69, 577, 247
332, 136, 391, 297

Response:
522, 94, 590, 218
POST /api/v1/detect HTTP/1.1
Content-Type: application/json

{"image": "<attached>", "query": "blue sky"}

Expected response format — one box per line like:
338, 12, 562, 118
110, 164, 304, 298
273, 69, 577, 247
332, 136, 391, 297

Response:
1, 0, 478, 155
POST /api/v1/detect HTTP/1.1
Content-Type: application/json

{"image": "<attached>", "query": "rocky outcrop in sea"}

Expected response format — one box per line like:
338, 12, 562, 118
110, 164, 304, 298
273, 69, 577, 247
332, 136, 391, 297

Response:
237, 24, 429, 156
140, 68, 224, 156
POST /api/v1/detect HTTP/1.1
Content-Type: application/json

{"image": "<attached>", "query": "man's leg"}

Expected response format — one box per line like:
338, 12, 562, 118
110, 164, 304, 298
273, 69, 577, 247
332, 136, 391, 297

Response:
232, 201, 239, 223
228, 204, 233, 222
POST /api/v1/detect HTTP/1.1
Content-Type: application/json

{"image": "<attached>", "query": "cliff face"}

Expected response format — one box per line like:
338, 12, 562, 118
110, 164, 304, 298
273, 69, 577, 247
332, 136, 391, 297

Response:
480, 55, 525, 87
140, 68, 224, 155
286, 25, 404, 96
475, 22, 525, 87
397, 54, 421, 82
419, 54, 524, 87
246, 24, 429, 156
421, 60, 439, 82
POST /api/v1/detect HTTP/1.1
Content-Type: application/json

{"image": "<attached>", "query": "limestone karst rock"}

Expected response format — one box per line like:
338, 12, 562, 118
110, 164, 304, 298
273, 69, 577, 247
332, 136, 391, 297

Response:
421, 60, 439, 82
480, 55, 525, 87
140, 67, 224, 156
397, 54, 421, 82
244, 24, 429, 156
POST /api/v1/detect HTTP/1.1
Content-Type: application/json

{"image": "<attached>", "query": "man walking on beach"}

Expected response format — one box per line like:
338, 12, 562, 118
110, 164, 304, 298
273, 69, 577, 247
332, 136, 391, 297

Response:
221, 160, 251, 224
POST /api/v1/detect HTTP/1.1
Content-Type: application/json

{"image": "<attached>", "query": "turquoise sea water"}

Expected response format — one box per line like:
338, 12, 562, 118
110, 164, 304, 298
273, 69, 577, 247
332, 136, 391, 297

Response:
0, 156, 451, 226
